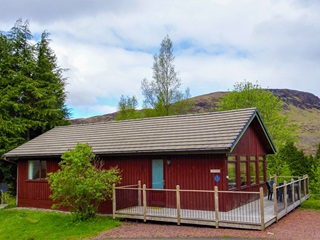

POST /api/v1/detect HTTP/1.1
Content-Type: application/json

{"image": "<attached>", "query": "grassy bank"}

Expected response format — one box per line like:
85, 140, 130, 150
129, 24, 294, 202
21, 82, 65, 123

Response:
301, 199, 320, 211
0, 208, 120, 240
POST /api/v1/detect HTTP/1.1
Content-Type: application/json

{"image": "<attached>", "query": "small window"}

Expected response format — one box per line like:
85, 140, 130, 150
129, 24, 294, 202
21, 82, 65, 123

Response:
228, 156, 236, 190
250, 156, 257, 184
28, 160, 47, 180
240, 156, 247, 186
259, 156, 265, 183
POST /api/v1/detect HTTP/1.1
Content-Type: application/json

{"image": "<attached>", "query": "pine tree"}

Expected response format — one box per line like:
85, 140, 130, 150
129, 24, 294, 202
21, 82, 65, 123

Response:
0, 19, 70, 193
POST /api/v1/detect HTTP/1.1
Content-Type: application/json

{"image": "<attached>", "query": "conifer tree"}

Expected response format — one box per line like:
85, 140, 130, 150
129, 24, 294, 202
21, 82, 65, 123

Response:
0, 19, 70, 193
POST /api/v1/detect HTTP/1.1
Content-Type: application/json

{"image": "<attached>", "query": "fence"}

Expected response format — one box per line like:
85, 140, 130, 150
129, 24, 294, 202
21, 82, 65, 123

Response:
272, 175, 309, 220
113, 176, 309, 231
113, 182, 266, 230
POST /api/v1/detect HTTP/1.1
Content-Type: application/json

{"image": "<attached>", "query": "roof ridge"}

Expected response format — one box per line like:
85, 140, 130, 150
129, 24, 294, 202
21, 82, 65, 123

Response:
57, 108, 258, 128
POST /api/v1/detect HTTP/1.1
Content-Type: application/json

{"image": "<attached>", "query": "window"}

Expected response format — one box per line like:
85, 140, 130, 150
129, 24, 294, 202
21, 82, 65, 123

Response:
228, 156, 236, 190
250, 156, 257, 184
240, 156, 247, 186
259, 156, 265, 183
28, 160, 47, 180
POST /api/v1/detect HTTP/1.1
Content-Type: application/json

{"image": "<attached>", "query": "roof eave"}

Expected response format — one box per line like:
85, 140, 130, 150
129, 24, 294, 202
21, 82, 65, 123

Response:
4, 147, 230, 159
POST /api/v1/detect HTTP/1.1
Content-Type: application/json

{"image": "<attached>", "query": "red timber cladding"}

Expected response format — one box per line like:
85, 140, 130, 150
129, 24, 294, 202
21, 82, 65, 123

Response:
99, 155, 150, 213
100, 154, 227, 213
17, 159, 59, 209
223, 123, 268, 211
164, 154, 226, 211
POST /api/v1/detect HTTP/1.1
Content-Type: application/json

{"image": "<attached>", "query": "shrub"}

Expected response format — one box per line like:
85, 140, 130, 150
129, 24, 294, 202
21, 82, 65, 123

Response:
47, 143, 121, 220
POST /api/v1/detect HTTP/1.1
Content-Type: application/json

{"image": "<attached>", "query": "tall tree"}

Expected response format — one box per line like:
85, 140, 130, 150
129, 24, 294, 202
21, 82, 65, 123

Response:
141, 35, 192, 117
0, 19, 70, 193
115, 95, 141, 120
219, 81, 299, 177
218, 81, 297, 148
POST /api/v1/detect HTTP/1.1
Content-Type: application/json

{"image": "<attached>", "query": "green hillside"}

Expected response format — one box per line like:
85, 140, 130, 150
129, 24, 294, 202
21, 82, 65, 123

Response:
71, 89, 320, 155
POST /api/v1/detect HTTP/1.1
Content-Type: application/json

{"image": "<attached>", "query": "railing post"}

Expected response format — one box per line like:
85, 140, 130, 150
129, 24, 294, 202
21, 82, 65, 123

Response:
273, 183, 278, 222
112, 183, 116, 219
214, 186, 219, 229
274, 174, 277, 185
260, 187, 265, 231
298, 177, 302, 204
138, 180, 141, 207
176, 185, 181, 225
284, 181, 287, 214
304, 175, 307, 199
291, 178, 295, 208
306, 175, 309, 195
143, 184, 147, 222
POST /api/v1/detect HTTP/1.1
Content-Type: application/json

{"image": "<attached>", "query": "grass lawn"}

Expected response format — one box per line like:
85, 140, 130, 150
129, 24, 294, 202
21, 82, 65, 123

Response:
0, 208, 120, 240
301, 199, 320, 211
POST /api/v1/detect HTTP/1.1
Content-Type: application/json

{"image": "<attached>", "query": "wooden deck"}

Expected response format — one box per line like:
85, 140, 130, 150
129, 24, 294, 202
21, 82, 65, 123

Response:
115, 195, 309, 230
113, 177, 309, 230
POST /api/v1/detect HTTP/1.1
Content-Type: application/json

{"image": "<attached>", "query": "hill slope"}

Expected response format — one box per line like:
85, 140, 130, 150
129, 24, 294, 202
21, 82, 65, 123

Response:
71, 89, 320, 155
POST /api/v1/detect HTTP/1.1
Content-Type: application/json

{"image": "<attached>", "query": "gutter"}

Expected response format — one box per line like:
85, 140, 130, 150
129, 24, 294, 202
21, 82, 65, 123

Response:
2, 156, 17, 165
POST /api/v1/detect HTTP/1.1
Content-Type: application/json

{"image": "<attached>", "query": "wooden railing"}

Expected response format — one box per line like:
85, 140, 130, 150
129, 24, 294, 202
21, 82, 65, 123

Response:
271, 175, 309, 220
112, 176, 309, 231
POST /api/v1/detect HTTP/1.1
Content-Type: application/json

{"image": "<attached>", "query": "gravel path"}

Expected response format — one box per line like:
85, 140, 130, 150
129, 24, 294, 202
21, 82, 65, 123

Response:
91, 209, 320, 240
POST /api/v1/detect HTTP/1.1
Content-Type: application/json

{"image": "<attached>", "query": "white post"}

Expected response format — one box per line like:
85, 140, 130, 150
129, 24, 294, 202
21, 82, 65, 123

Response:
143, 184, 147, 222
291, 178, 295, 208
298, 177, 302, 204
138, 180, 141, 207
176, 185, 181, 225
260, 187, 265, 231
284, 181, 287, 214
214, 186, 219, 229
304, 176, 307, 198
273, 183, 278, 222
112, 183, 116, 219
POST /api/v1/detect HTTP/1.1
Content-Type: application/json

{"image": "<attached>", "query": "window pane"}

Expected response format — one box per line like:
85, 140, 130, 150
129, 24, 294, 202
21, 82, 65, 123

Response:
240, 162, 247, 186
259, 161, 264, 182
28, 160, 39, 180
40, 161, 47, 179
240, 156, 246, 161
228, 156, 236, 161
250, 162, 257, 184
228, 163, 236, 189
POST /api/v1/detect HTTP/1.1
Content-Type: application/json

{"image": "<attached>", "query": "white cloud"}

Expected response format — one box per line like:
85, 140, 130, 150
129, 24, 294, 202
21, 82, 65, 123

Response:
1, 0, 320, 118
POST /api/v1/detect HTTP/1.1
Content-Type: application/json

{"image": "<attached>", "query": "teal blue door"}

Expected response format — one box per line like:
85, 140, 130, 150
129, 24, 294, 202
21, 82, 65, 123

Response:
152, 159, 164, 189
151, 159, 165, 206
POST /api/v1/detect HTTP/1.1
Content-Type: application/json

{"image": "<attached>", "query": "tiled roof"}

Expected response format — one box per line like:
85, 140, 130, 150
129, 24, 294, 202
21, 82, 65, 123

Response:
3, 108, 275, 158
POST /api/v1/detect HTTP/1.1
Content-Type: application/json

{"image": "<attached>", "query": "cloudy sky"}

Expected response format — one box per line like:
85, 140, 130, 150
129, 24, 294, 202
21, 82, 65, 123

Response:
1, 0, 320, 119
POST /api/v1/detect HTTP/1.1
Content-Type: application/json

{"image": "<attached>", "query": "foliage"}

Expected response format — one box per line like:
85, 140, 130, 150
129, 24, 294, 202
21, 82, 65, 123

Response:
300, 199, 320, 210
266, 154, 292, 177
310, 143, 320, 195
116, 35, 193, 120
47, 143, 122, 220
141, 35, 193, 117
218, 81, 297, 148
0, 19, 70, 193
115, 95, 142, 120
0, 209, 120, 240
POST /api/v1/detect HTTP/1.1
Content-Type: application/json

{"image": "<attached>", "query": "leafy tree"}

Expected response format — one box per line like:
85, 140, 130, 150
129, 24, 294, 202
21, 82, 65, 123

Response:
310, 143, 320, 196
0, 19, 70, 193
218, 81, 297, 148
47, 143, 122, 220
115, 95, 141, 120
141, 35, 193, 117
277, 142, 314, 177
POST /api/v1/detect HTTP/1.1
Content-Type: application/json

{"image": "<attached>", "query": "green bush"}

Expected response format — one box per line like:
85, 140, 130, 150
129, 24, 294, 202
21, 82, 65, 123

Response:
47, 143, 121, 220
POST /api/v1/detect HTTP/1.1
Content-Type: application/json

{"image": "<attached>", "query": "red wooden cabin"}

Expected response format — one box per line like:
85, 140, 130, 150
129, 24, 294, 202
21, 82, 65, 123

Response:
3, 108, 276, 213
